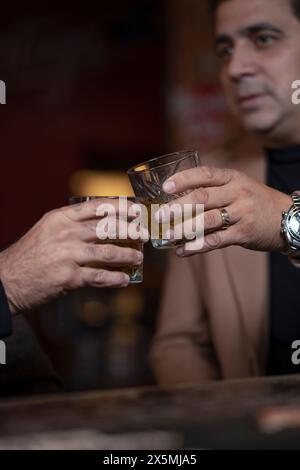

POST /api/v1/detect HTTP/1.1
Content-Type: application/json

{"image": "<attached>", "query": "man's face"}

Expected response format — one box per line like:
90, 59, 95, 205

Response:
215, 0, 300, 142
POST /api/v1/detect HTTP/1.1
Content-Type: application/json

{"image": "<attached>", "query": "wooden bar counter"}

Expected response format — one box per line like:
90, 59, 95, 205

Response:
1, 375, 300, 449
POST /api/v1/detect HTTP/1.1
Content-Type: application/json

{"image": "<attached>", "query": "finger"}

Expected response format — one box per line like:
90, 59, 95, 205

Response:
203, 206, 239, 233
63, 198, 137, 222
164, 210, 204, 243
155, 186, 235, 222
175, 226, 237, 257
162, 166, 234, 195
78, 218, 149, 243
79, 267, 130, 288
164, 205, 239, 243
77, 243, 143, 266
164, 206, 240, 241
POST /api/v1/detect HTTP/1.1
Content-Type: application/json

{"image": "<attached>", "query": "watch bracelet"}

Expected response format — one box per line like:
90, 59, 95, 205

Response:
282, 192, 300, 257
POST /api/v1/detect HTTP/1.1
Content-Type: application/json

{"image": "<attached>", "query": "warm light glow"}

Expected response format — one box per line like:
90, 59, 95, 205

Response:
69, 170, 135, 197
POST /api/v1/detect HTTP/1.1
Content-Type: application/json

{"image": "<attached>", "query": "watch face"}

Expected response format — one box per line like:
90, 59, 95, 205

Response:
288, 210, 300, 240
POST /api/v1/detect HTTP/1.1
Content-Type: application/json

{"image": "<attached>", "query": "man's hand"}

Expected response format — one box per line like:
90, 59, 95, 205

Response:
0, 199, 145, 314
157, 166, 292, 257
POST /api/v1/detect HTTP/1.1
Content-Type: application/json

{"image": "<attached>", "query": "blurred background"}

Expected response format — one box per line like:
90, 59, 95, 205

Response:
0, 0, 231, 392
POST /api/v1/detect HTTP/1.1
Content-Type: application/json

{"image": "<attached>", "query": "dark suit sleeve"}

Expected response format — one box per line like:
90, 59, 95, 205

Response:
0, 280, 12, 339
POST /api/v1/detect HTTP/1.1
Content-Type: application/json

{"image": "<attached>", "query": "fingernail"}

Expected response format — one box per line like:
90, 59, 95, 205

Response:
176, 246, 185, 257
122, 275, 130, 286
136, 252, 144, 264
163, 180, 176, 193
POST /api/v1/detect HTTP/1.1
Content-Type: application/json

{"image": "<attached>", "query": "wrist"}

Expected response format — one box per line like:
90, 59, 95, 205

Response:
271, 192, 292, 252
281, 192, 300, 257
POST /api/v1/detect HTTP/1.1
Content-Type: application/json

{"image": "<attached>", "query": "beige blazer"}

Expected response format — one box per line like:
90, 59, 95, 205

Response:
150, 134, 299, 385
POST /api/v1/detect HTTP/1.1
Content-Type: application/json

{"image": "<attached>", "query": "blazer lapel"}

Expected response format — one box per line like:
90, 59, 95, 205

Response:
223, 141, 269, 374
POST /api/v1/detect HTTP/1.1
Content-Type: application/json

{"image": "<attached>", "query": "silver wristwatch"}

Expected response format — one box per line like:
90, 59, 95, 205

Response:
281, 193, 300, 255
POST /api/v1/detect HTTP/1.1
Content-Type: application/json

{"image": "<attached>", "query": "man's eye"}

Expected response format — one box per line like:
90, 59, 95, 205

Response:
254, 34, 275, 47
217, 46, 234, 60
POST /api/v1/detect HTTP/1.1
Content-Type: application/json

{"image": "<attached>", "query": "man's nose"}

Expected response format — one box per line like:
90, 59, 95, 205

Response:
227, 44, 258, 81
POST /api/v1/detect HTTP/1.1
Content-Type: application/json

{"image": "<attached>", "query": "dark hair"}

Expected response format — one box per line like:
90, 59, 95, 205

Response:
208, 0, 300, 20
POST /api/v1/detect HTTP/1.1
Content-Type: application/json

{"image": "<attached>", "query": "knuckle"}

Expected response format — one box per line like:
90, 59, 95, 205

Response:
206, 232, 222, 249
234, 226, 245, 245
111, 272, 128, 286
59, 265, 76, 287
73, 269, 85, 288
231, 169, 241, 180
86, 243, 97, 259
86, 221, 97, 235
42, 210, 70, 236
178, 171, 192, 187
193, 187, 209, 204
239, 185, 254, 199
95, 269, 108, 284
202, 166, 216, 180
56, 245, 71, 262
77, 268, 109, 288
43, 209, 60, 224
40, 211, 53, 229
56, 227, 73, 243
238, 219, 255, 237
204, 211, 219, 229
101, 244, 115, 262
224, 168, 235, 183
41, 209, 54, 222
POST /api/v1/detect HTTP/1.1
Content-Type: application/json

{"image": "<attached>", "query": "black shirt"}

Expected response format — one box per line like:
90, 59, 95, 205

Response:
0, 281, 12, 339
266, 145, 300, 375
